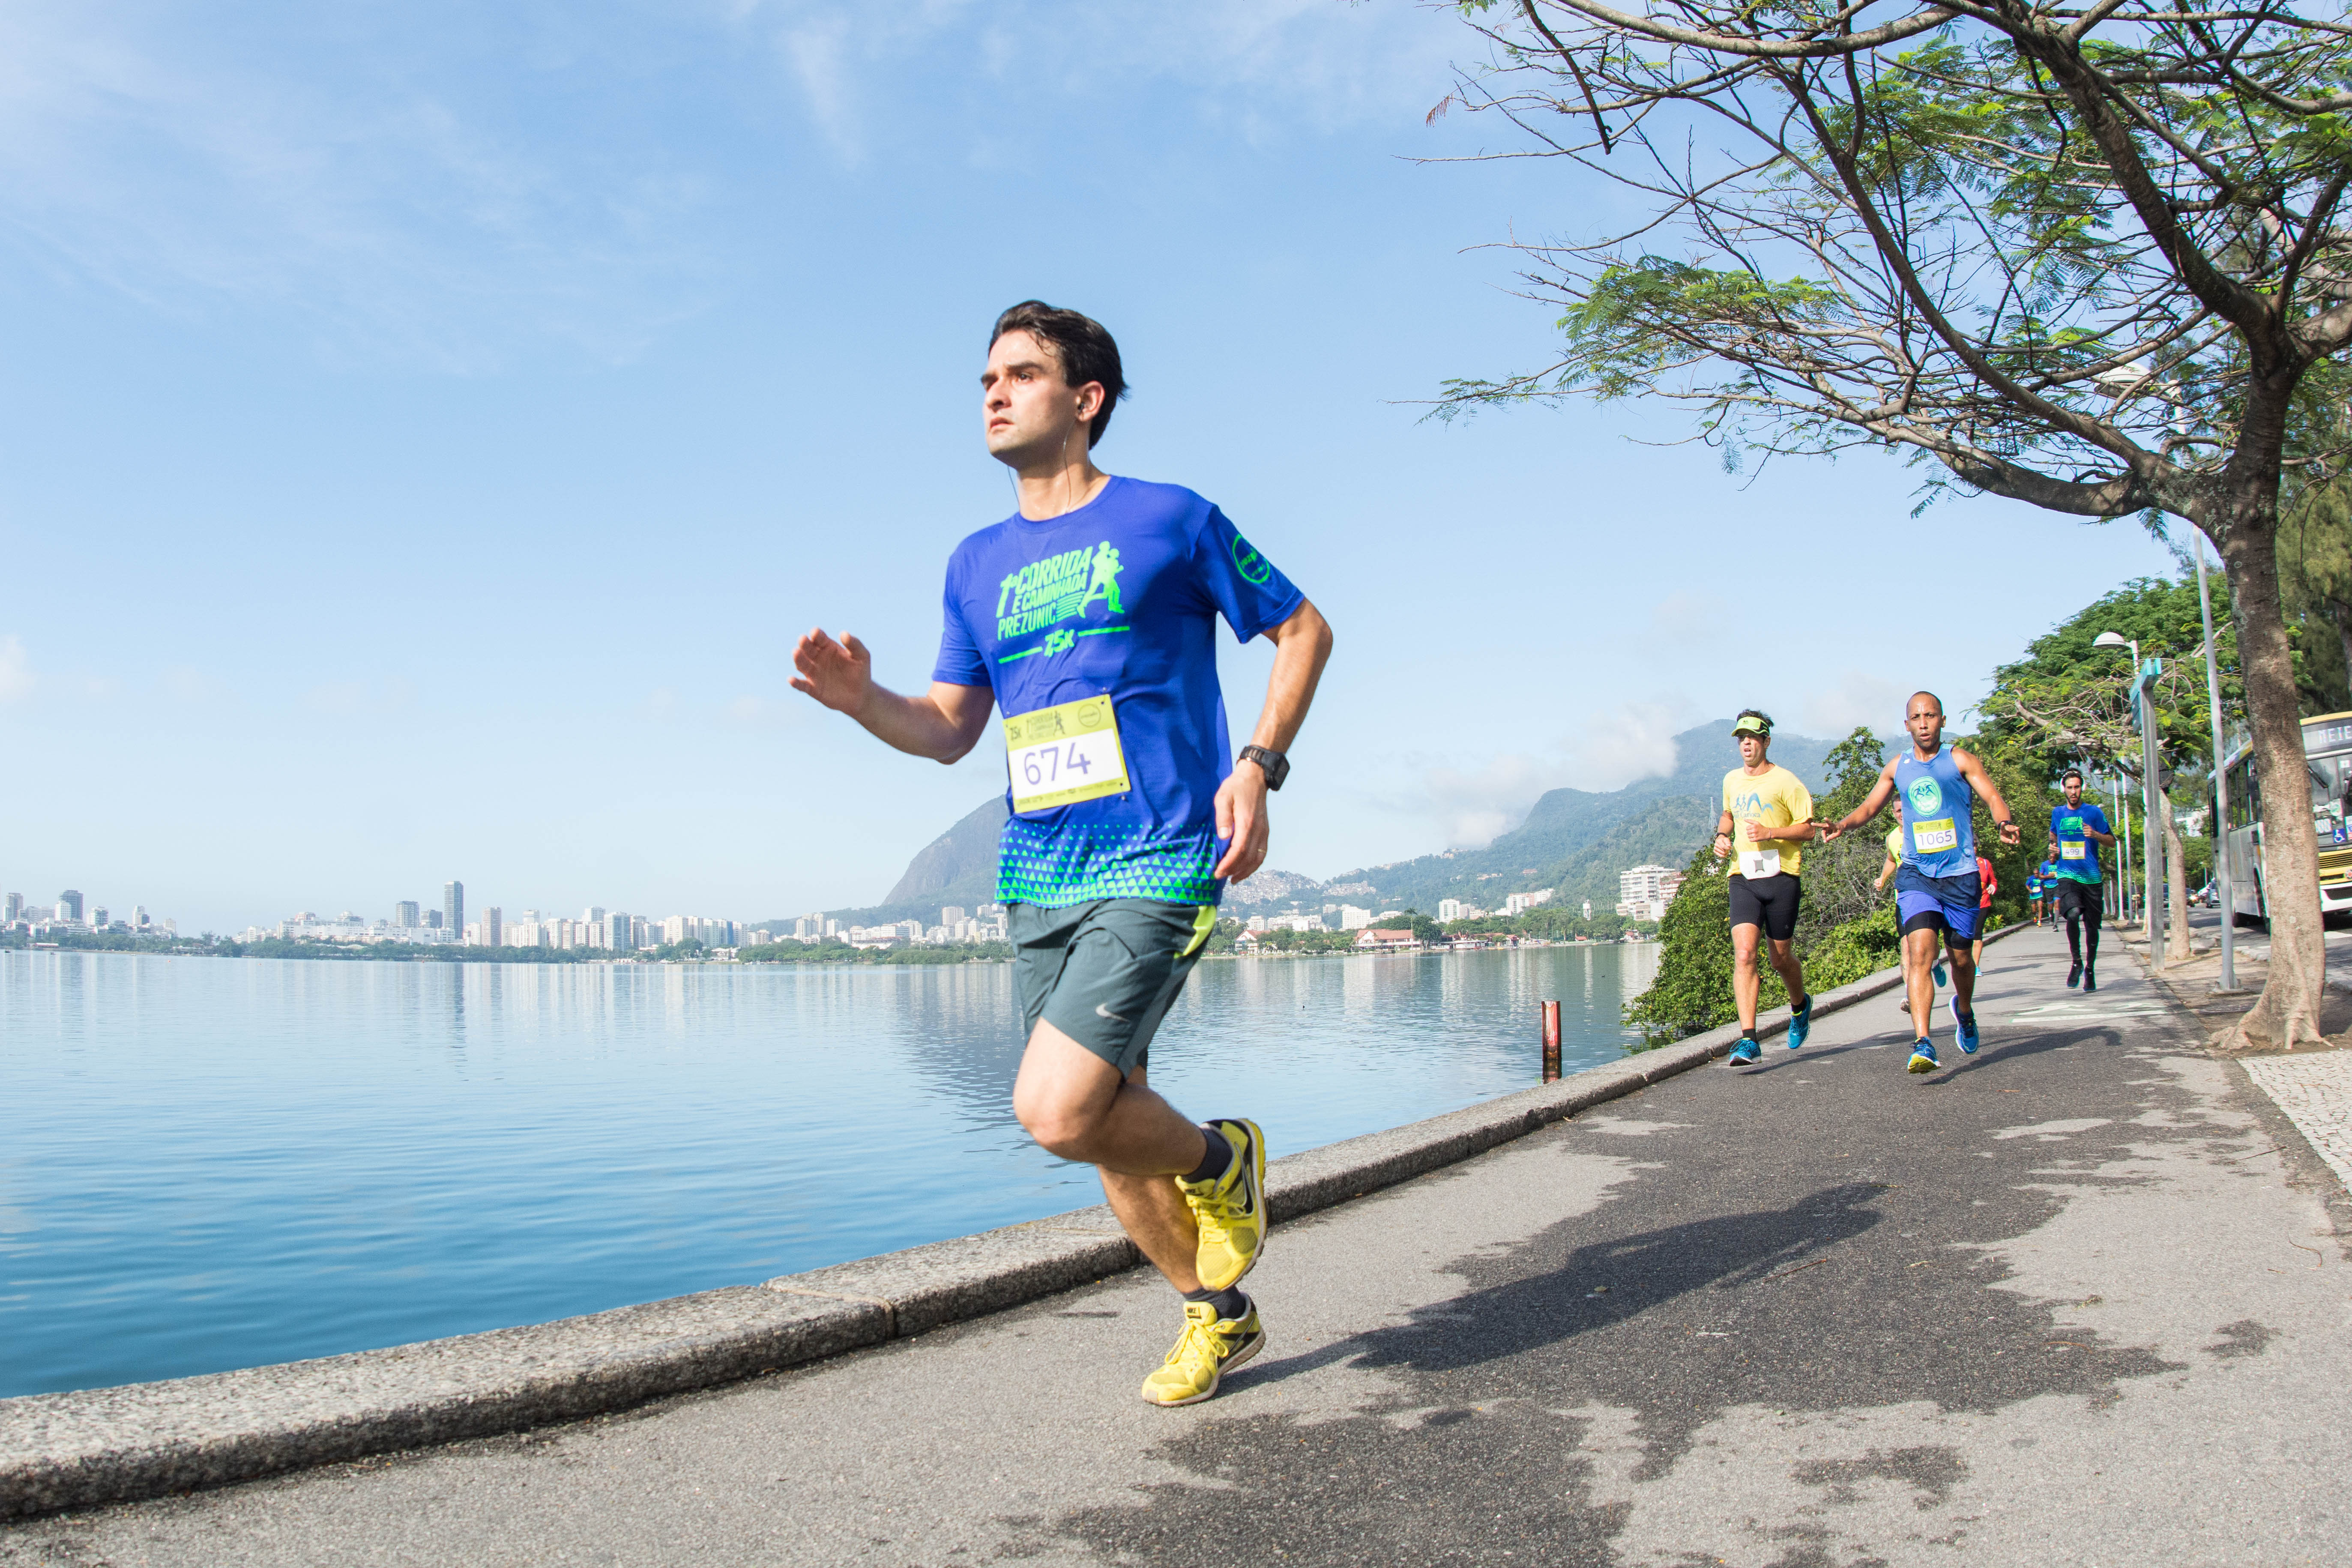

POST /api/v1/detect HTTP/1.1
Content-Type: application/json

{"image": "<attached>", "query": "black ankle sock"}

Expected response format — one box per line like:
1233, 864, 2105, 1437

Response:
1742, 1028, 1758, 1042
1183, 1125, 1233, 1186
1182, 1284, 1251, 1320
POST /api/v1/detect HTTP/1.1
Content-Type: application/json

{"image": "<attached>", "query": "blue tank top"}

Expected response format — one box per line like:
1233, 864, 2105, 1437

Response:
1894, 748, 1975, 877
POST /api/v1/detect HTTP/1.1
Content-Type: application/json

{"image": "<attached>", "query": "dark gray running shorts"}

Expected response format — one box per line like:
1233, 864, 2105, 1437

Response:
1008, 898, 1218, 1077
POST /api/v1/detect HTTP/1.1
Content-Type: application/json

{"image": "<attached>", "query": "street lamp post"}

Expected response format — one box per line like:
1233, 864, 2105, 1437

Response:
2094, 631, 2166, 968
2192, 531, 2237, 990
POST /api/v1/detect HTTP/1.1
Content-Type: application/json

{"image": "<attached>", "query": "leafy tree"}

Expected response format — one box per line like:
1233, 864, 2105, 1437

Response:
1622, 844, 1746, 1043
1441, 0, 2352, 1043
2281, 479, 2352, 713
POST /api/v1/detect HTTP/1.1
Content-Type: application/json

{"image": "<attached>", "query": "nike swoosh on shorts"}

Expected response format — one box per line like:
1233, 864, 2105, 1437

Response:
1095, 1003, 1128, 1022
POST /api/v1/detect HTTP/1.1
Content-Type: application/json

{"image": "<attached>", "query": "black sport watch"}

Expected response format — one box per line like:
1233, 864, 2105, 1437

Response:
1239, 745, 1290, 790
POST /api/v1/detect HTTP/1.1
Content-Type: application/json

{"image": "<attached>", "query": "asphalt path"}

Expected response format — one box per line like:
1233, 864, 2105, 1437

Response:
8, 926, 2348, 1567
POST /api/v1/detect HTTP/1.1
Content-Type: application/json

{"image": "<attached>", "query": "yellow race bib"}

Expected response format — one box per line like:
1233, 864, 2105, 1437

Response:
2060, 840, 2087, 860
1003, 695, 1130, 814
1912, 817, 1958, 854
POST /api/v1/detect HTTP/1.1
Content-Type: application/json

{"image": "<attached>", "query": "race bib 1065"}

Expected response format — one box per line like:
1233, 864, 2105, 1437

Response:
1912, 817, 1959, 854
1004, 695, 1129, 814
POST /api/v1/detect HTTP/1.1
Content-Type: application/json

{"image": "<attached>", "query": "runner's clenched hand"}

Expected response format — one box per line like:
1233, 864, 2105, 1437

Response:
1214, 764, 1270, 883
790, 629, 874, 716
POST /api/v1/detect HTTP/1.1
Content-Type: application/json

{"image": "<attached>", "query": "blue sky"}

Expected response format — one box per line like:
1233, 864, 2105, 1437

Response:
0, 1, 2180, 934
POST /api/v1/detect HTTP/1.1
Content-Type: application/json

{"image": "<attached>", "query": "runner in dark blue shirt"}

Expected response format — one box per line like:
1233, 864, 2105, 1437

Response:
793, 302, 1333, 1408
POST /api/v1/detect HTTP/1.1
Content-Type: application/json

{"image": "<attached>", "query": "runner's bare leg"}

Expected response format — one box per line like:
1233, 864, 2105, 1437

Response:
1013, 1023, 1208, 1292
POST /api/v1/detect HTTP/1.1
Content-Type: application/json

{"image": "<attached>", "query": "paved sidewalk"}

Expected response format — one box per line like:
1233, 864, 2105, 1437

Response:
7, 927, 2349, 1567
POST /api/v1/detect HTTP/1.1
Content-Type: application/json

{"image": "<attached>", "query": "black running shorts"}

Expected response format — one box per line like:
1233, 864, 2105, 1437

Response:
1727, 872, 1802, 941
2056, 879, 2104, 926
1008, 898, 1218, 1077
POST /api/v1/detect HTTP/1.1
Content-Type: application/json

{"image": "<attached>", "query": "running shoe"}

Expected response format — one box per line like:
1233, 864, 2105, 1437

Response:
2083, 968, 2098, 993
2066, 962, 2082, 989
1728, 1038, 1760, 1066
1932, 959, 1948, 987
1179, 1118, 1266, 1292
1949, 996, 1980, 1054
1786, 994, 1814, 1050
1906, 1038, 1940, 1074
1140, 1299, 1265, 1407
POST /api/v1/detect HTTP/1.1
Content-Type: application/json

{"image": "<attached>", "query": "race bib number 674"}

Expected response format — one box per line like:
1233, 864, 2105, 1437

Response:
1004, 695, 1130, 814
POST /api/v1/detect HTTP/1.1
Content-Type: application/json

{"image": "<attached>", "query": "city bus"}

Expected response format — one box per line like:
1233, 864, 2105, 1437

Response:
2217, 710, 2352, 925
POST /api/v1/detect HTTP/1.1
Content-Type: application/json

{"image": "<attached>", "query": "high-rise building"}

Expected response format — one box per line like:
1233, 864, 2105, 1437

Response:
423, 908, 443, 930
3, 892, 21, 923
58, 890, 84, 925
394, 901, 420, 928
480, 906, 503, 947
1615, 865, 1682, 922
91, 907, 109, 929
941, 906, 967, 927
605, 911, 633, 952
444, 881, 464, 940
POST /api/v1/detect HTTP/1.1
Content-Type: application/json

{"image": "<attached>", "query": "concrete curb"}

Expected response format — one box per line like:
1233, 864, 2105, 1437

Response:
0, 928, 2018, 1518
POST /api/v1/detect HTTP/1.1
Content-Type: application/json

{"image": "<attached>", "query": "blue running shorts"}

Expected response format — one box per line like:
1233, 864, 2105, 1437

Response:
1894, 865, 1982, 943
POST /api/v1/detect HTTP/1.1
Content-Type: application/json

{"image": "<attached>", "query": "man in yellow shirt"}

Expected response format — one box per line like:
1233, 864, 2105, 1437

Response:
1715, 710, 1822, 1065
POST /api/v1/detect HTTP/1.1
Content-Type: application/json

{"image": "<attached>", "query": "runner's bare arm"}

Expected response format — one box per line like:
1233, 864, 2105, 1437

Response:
1822, 762, 1899, 841
789, 628, 995, 763
1214, 598, 1334, 883
1745, 817, 1822, 844
1713, 810, 1735, 856
1954, 748, 2024, 847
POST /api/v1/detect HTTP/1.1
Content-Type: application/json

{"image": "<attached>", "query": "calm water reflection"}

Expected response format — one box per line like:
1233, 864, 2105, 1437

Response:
0, 943, 1657, 1396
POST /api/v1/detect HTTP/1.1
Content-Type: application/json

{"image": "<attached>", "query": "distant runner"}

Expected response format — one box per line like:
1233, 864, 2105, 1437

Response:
1714, 711, 1821, 1065
2050, 767, 2116, 991
1825, 692, 2022, 1072
792, 301, 1334, 1407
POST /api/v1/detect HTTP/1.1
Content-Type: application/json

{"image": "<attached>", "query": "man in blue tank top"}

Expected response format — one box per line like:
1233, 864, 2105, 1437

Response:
1825, 692, 2021, 1072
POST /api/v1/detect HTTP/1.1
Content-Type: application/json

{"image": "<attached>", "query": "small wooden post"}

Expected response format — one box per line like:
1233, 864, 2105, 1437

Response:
1541, 999, 1562, 1083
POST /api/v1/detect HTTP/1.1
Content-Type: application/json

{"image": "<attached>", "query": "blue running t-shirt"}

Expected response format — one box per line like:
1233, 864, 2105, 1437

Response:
1893, 747, 1976, 877
2050, 802, 2110, 883
934, 476, 1305, 908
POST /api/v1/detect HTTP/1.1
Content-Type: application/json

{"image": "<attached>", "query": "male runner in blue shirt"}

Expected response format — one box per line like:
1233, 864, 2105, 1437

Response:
2049, 767, 2117, 990
1825, 692, 2022, 1071
792, 302, 1333, 1407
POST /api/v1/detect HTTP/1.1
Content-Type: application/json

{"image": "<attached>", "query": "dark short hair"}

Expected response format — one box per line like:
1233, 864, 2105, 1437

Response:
2061, 767, 2084, 784
989, 301, 1128, 448
1908, 690, 1944, 716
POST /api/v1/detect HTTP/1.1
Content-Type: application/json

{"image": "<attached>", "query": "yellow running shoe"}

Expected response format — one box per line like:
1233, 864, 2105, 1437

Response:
1178, 1117, 1266, 1291
1140, 1299, 1266, 1407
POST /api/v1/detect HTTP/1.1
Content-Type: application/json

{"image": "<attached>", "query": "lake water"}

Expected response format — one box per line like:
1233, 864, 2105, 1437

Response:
0, 942, 1658, 1398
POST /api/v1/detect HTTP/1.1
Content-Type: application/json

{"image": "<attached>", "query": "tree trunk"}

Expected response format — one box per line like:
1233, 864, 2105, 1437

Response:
2161, 783, 2193, 963
2219, 509, 2329, 1047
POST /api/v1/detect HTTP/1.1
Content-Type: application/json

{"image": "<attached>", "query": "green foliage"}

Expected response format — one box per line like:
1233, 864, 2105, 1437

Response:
1816, 727, 1887, 820
1978, 576, 2239, 777
1622, 844, 1746, 1044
